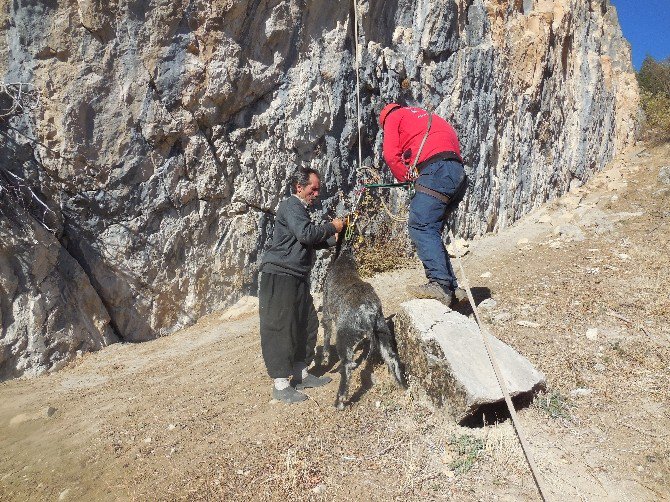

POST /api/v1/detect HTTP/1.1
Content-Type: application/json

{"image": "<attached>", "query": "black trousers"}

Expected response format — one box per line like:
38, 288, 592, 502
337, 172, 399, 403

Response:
259, 272, 318, 379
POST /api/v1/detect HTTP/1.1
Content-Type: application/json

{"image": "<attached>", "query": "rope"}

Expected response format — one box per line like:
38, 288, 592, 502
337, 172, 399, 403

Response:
344, 9, 546, 497
350, 0, 412, 225
357, 165, 410, 223
449, 230, 550, 502
352, 0, 363, 173
409, 112, 432, 180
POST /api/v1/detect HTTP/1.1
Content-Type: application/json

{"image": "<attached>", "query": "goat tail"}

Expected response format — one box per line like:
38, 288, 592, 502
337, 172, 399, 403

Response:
375, 316, 407, 388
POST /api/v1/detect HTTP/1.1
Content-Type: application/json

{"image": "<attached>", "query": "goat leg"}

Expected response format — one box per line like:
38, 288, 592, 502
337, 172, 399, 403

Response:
319, 287, 334, 366
376, 326, 407, 388
335, 345, 356, 410
321, 317, 334, 367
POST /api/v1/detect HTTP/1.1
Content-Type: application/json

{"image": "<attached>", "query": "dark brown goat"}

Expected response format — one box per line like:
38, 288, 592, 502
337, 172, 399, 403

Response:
321, 247, 405, 409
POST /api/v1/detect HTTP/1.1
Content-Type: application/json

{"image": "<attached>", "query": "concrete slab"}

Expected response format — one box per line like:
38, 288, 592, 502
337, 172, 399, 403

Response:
395, 299, 545, 423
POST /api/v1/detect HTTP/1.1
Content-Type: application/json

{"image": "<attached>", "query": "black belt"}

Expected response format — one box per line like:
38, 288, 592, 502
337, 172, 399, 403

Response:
416, 151, 463, 172
414, 184, 451, 204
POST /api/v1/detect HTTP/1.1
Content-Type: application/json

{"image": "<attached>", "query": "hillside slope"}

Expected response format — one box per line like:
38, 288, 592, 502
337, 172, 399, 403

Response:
0, 141, 668, 500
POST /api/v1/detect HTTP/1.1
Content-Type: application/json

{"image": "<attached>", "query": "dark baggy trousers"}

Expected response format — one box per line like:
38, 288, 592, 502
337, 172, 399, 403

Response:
408, 159, 468, 291
259, 272, 318, 379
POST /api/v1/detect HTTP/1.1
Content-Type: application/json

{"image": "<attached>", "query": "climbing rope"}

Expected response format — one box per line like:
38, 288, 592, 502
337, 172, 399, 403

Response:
449, 230, 550, 502
348, 4, 548, 498
359, 166, 412, 223
349, 0, 417, 229
352, 0, 363, 173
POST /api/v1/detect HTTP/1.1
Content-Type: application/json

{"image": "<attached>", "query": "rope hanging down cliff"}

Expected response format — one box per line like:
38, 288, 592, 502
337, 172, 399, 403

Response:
346, 0, 414, 236
347, 2, 549, 500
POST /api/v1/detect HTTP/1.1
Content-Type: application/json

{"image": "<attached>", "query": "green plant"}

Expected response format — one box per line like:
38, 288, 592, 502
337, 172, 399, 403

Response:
447, 434, 485, 474
640, 90, 670, 139
534, 390, 572, 420
637, 56, 670, 140
638, 56, 670, 96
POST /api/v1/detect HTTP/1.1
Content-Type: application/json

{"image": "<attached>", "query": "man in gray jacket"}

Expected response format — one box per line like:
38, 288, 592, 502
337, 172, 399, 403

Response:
259, 167, 345, 403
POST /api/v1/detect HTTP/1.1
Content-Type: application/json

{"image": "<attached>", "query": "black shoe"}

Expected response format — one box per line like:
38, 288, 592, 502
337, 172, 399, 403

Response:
294, 373, 332, 390
272, 386, 308, 403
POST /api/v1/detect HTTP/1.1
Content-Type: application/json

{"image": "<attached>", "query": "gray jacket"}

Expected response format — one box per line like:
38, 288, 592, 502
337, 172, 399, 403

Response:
261, 196, 337, 279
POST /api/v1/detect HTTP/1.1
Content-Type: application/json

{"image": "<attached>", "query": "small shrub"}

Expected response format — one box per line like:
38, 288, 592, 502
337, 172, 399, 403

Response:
447, 434, 485, 474
534, 390, 572, 420
640, 90, 670, 140
637, 56, 670, 141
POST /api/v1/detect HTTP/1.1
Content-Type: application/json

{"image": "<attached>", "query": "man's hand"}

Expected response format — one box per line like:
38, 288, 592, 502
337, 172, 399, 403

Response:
331, 218, 345, 233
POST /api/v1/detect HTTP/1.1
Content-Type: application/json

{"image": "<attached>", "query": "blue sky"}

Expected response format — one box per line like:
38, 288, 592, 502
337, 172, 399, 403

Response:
610, 0, 670, 69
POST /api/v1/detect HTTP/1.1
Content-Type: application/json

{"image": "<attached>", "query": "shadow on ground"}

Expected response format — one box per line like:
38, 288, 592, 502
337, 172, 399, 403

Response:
452, 286, 492, 316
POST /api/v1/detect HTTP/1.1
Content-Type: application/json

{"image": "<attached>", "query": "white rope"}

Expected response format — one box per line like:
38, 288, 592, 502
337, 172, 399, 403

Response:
351, 0, 410, 224
450, 230, 550, 502
352, 0, 363, 173
348, 12, 548, 498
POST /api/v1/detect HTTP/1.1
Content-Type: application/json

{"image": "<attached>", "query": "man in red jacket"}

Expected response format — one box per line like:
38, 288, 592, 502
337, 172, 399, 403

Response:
380, 103, 468, 306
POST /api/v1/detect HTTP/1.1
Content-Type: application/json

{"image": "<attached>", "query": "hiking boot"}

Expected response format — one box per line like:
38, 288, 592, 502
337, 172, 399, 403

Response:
406, 282, 453, 306
453, 287, 468, 304
272, 386, 308, 403
294, 373, 332, 390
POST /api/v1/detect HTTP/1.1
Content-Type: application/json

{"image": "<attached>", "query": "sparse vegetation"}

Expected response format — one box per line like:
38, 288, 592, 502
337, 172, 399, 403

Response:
447, 434, 485, 474
638, 56, 670, 141
351, 190, 415, 277
533, 390, 572, 421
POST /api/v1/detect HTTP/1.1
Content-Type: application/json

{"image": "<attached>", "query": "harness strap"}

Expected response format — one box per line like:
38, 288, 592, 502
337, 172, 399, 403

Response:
409, 113, 433, 179
414, 183, 451, 204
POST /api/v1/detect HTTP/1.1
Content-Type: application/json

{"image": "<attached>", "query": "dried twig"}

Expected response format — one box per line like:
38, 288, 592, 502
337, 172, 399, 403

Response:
0, 82, 40, 118
365, 440, 403, 460
606, 311, 652, 338
305, 393, 322, 410
606, 311, 633, 324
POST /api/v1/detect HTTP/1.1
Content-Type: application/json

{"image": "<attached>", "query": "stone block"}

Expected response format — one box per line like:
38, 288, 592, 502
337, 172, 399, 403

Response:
394, 299, 545, 423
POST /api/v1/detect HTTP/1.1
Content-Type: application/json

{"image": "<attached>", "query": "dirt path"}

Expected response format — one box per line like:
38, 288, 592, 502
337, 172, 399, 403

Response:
1, 143, 669, 501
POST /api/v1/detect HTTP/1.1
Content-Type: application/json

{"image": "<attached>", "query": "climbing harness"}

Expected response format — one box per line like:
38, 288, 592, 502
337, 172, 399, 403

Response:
408, 112, 433, 180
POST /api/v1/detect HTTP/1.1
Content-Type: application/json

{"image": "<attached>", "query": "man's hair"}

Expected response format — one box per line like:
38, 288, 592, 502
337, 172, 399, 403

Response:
290, 167, 320, 193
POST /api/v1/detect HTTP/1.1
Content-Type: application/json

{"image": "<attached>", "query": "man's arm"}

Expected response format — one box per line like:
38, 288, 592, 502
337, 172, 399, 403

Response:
382, 114, 411, 181
283, 200, 341, 246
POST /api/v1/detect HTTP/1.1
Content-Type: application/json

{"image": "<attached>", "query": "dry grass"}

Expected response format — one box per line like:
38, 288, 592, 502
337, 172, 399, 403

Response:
350, 188, 415, 277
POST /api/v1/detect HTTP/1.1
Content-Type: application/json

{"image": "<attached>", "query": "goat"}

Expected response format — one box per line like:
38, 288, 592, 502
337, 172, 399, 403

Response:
321, 245, 406, 409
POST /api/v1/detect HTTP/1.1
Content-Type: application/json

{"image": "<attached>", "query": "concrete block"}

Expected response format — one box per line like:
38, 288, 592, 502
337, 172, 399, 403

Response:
395, 299, 545, 423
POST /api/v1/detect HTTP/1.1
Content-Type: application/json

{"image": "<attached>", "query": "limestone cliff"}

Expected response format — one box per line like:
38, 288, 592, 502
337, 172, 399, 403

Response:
0, 0, 638, 378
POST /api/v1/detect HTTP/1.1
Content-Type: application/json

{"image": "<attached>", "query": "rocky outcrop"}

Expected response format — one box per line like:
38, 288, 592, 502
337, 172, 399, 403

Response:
0, 0, 638, 378
0, 187, 117, 380
395, 299, 545, 423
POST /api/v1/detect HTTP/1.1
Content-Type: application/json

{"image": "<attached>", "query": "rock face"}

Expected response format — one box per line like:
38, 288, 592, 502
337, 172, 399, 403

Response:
394, 299, 545, 422
0, 0, 638, 378
0, 190, 117, 380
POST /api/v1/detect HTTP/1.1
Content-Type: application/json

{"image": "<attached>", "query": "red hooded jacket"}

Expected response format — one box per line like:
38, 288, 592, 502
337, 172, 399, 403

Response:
382, 107, 461, 182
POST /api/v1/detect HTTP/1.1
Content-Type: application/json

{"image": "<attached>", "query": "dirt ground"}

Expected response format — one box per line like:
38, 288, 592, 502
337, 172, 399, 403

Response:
1, 142, 669, 501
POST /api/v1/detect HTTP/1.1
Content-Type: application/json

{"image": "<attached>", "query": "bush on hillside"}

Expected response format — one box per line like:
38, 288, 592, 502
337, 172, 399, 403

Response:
637, 56, 670, 141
